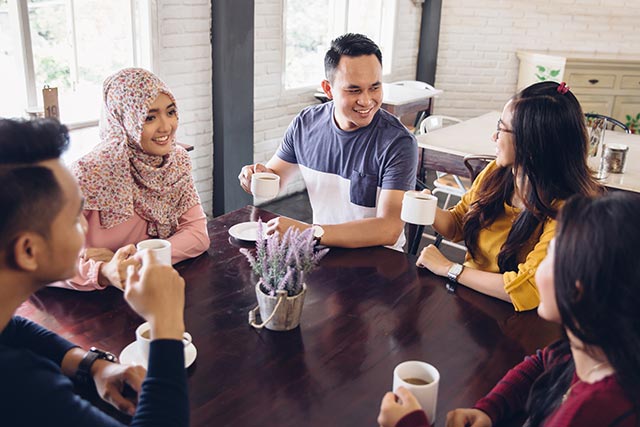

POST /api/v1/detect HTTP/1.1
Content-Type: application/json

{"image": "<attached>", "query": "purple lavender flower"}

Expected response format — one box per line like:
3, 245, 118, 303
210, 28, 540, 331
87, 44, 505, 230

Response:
239, 220, 330, 297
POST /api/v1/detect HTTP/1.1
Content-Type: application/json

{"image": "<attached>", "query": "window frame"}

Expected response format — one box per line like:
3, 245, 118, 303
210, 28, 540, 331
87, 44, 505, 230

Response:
4, 0, 154, 128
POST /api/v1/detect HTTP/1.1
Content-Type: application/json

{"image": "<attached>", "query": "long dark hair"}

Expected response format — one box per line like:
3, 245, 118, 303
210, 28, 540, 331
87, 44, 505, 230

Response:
526, 192, 640, 426
462, 81, 601, 271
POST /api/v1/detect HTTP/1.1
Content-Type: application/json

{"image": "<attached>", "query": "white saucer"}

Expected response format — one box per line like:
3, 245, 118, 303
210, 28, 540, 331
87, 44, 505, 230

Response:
119, 341, 197, 369
228, 222, 268, 242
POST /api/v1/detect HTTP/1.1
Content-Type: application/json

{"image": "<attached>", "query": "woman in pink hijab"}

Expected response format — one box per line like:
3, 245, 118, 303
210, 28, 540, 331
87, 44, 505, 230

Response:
61, 68, 209, 290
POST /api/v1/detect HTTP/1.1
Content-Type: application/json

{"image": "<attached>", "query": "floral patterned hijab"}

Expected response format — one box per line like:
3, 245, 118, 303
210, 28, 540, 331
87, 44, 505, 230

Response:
72, 68, 201, 239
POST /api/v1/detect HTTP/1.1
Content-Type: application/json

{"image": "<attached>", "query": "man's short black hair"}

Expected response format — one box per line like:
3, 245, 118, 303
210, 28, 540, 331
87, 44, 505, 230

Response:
0, 119, 70, 253
324, 33, 383, 82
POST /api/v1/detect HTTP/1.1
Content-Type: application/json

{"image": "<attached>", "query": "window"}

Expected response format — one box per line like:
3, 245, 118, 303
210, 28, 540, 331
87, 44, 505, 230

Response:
284, 0, 396, 90
0, 0, 152, 125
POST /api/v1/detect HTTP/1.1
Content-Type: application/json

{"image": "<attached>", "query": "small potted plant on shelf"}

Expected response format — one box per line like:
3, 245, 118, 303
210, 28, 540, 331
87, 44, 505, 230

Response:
625, 113, 640, 135
240, 220, 329, 331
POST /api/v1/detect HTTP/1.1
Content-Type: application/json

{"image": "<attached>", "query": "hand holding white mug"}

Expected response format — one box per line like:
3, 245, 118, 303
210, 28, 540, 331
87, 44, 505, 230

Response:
124, 250, 185, 341
238, 163, 273, 194
378, 387, 423, 427
98, 244, 139, 289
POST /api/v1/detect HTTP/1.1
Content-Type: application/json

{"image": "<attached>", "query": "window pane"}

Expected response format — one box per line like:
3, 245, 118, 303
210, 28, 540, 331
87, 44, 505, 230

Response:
0, 0, 27, 118
347, 0, 382, 40
284, 0, 331, 89
27, 0, 134, 123
284, 0, 395, 90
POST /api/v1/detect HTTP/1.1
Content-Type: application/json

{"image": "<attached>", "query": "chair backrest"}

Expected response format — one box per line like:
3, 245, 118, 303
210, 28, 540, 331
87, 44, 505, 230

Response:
464, 154, 496, 183
585, 113, 631, 133
418, 115, 462, 135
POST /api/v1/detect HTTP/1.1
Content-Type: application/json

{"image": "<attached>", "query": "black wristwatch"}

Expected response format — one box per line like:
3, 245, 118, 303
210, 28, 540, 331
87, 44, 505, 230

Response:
75, 347, 118, 386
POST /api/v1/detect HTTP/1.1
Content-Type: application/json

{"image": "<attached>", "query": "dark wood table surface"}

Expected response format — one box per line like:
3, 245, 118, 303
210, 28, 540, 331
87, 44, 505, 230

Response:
17, 206, 562, 427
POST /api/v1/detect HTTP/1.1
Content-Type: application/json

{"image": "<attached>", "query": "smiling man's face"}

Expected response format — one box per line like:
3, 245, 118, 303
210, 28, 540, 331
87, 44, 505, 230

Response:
323, 54, 383, 131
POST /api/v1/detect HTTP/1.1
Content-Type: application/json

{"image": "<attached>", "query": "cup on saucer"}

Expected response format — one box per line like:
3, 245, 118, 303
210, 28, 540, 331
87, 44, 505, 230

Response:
135, 321, 193, 362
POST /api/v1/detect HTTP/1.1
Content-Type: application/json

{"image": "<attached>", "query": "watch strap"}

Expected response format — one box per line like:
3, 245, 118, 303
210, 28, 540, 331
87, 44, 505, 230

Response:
75, 347, 118, 386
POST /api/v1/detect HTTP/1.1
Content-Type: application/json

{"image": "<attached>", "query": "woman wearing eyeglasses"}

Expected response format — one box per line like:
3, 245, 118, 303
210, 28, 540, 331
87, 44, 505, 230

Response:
415, 81, 600, 311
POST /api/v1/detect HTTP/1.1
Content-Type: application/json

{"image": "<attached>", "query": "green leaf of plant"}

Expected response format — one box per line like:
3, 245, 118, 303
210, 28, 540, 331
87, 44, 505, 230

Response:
549, 69, 560, 77
536, 65, 546, 72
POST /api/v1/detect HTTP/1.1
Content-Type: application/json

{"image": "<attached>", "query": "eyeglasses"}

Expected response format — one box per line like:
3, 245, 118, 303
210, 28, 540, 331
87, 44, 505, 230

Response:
496, 119, 513, 138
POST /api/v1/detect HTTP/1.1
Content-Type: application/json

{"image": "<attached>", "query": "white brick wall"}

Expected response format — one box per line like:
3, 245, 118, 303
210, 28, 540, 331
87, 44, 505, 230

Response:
252, 0, 424, 200
138, 0, 640, 213
434, 0, 640, 119
154, 0, 213, 215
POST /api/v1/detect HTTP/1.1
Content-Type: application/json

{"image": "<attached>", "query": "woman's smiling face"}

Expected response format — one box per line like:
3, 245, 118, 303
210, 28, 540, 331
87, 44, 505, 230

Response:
140, 93, 178, 156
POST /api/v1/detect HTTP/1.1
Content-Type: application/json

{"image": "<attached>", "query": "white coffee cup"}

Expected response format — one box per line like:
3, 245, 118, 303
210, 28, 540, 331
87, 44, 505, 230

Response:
251, 172, 280, 199
136, 239, 172, 266
393, 361, 440, 424
135, 321, 193, 362
401, 191, 438, 225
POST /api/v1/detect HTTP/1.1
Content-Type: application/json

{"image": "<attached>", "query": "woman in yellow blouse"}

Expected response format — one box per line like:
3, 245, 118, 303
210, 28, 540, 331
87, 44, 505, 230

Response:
417, 81, 601, 311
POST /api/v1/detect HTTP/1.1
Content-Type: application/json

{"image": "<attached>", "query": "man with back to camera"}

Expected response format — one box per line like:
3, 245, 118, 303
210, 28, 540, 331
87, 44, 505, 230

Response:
0, 118, 189, 426
239, 33, 418, 251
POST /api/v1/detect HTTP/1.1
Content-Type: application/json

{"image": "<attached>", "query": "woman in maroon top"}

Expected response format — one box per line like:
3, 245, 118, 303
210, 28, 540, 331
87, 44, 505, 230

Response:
378, 192, 640, 427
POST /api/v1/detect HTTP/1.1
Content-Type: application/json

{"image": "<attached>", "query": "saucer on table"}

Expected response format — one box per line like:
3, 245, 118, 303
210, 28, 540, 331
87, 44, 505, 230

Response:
228, 222, 269, 242
119, 341, 197, 369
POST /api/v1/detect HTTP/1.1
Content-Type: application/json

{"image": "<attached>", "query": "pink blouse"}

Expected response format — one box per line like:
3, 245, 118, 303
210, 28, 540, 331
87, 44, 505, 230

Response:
51, 204, 210, 291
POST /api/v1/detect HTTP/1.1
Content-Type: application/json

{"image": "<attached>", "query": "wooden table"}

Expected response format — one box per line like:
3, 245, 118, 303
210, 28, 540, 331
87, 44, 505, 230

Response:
417, 111, 640, 193
17, 206, 561, 427
381, 83, 442, 119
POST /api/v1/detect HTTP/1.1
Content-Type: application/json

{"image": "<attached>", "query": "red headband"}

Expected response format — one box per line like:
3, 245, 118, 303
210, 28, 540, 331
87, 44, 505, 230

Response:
557, 82, 570, 94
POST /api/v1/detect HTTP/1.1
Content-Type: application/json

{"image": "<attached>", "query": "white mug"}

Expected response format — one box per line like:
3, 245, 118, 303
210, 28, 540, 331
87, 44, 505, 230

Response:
401, 191, 438, 225
135, 321, 192, 362
251, 172, 280, 199
136, 239, 172, 266
393, 361, 440, 424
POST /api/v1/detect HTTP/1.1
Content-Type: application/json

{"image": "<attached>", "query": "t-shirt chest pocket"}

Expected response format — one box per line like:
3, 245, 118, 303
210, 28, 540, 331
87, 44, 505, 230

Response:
349, 170, 378, 208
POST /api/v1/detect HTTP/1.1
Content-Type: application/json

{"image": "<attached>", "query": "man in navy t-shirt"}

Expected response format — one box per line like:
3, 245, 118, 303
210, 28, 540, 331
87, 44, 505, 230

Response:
239, 33, 418, 251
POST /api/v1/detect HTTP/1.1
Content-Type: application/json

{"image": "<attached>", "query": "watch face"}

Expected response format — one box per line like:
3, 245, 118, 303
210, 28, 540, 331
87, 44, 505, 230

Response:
448, 263, 463, 281
313, 226, 324, 238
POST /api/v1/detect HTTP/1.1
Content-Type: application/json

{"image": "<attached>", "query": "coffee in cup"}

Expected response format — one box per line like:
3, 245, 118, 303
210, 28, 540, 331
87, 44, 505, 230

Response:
136, 239, 172, 266
393, 360, 440, 424
401, 191, 438, 225
251, 172, 280, 199
135, 321, 192, 362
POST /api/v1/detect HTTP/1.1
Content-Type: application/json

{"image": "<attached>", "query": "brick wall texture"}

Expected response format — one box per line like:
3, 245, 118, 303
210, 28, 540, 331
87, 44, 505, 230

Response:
158, 0, 640, 209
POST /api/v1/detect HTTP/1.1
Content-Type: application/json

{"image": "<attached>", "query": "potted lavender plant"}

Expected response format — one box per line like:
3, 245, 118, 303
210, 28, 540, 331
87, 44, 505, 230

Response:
240, 220, 329, 331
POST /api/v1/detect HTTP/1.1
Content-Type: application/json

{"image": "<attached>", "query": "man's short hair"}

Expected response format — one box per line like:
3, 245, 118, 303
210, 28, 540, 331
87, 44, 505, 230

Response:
0, 119, 70, 252
324, 33, 383, 82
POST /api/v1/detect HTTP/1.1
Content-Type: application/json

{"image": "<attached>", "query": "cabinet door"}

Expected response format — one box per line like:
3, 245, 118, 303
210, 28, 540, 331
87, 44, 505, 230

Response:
575, 94, 614, 116
612, 97, 640, 127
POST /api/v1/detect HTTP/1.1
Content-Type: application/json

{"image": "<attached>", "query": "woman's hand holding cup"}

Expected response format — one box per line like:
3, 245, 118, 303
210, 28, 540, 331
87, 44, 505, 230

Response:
378, 387, 423, 427
98, 244, 139, 289
124, 250, 185, 341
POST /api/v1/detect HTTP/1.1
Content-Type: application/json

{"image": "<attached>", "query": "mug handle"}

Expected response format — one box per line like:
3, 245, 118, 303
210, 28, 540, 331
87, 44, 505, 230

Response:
182, 332, 192, 347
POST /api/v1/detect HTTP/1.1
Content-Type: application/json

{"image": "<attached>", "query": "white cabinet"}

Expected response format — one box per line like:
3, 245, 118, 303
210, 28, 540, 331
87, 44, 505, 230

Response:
517, 51, 640, 128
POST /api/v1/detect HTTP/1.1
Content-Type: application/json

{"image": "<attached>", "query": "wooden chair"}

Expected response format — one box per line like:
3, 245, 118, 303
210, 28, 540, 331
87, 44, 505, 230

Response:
418, 115, 468, 209
463, 154, 496, 182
